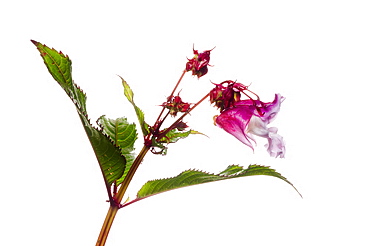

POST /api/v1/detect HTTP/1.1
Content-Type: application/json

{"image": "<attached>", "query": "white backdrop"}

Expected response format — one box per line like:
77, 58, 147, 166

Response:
1, 0, 370, 245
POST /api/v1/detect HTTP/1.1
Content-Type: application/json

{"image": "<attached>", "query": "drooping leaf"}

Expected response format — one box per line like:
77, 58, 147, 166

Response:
119, 76, 149, 136
133, 164, 301, 202
32, 40, 126, 188
97, 116, 138, 184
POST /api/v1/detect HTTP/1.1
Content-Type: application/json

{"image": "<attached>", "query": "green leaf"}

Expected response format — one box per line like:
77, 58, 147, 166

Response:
119, 76, 149, 136
97, 116, 138, 184
32, 40, 126, 188
158, 128, 204, 144
30, 41, 73, 92
135, 164, 302, 200
150, 128, 204, 155
80, 115, 126, 186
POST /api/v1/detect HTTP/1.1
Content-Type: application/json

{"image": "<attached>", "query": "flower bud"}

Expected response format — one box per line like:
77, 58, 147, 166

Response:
210, 80, 247, 111
185, 47, 213, 78
161, 95, 191, 117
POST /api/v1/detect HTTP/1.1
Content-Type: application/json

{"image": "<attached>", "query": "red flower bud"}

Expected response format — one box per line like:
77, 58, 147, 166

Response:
210, 80, 249, 111
185, 47, 213, 78
161, 95, 191, 117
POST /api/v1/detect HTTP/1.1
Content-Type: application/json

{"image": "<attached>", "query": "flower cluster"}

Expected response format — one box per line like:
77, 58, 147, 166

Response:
211, 81, 285, 158
156, 46, 285, 158
185, 47, 212, 78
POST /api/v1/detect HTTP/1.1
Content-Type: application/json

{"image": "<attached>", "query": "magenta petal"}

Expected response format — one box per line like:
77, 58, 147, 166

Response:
215, 105, 255, 150
215, 94, 285, 158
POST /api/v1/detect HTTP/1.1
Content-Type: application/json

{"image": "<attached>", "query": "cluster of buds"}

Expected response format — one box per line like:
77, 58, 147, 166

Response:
185, 47, 213, 78
161, 95, 191, 117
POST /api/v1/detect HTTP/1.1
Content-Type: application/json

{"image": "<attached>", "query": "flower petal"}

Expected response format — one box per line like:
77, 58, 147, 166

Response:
215, 94, 285, 157
215, 105, 256, 150
246, 115, 285, 158
259, 94, 285, 124
265, 128, 285, 158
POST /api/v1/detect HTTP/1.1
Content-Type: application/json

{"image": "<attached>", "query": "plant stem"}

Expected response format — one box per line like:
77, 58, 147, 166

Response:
115, 146, 150, 203
96, 145, 150, 246
95, 205, 119, 246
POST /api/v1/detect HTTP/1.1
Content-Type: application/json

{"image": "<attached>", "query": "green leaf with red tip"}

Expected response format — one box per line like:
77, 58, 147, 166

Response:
133, 164, 301, 201
31, 40, 126, 189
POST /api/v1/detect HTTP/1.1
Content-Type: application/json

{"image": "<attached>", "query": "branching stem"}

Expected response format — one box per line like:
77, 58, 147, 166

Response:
96, 72, 208, 246
96, 145, 150, 246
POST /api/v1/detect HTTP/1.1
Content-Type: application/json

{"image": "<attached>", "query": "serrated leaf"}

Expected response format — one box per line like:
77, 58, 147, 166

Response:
97, 116, 138, 184
31, 41, 73, 92
135, 164, 301, 200
32, 40, 126, 188
80, 115, 126, 185
119, 76, 149, 136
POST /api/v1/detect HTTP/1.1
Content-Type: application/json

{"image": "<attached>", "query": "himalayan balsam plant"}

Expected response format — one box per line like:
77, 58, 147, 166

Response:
31, 40, 301, 246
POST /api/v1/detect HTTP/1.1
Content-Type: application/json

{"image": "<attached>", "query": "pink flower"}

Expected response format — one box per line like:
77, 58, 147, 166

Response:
185, 47, 212, 78
214, 94, 285, 158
